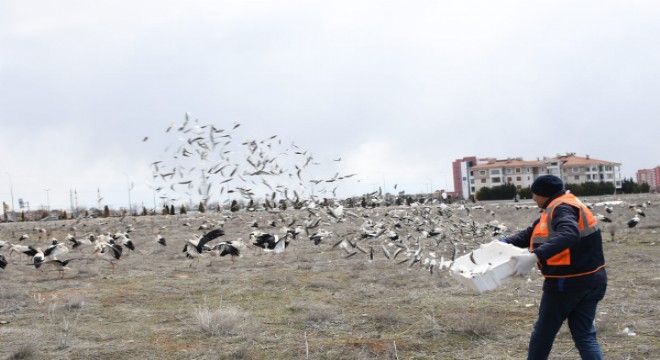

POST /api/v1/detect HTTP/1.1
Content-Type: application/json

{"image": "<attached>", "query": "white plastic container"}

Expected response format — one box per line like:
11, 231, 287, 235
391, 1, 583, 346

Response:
450, 240, 530, 293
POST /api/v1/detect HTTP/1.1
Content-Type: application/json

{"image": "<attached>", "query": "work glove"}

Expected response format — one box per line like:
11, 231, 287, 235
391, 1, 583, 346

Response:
511, 252, 538, 276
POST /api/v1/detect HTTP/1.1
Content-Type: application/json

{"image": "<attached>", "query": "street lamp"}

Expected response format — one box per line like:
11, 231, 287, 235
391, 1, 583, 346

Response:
44, 188, 51, 212
4, 172, 15, 221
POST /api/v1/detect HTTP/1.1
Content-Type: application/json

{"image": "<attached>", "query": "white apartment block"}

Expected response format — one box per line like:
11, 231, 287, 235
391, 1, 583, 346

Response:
458, 153, 622, 198
544, 153, 622, 189
468, 158, 547, 196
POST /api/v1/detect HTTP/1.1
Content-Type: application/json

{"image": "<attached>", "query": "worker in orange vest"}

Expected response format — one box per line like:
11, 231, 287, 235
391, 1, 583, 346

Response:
502, 175, 606, 360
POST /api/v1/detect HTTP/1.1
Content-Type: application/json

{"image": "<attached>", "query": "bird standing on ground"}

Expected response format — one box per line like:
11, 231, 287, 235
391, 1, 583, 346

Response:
66, 234, 95, 252
94, 240, 123, 271
627, 215, 640, 229
155, 234, 167, 246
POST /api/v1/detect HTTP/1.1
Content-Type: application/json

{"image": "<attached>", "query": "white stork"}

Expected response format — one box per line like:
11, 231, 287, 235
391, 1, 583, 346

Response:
182, 228, 225, 267
94, 239, 123, 271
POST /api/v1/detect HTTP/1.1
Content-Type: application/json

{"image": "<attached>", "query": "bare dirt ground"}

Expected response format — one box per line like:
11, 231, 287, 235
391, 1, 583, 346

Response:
1, 193, 658, 359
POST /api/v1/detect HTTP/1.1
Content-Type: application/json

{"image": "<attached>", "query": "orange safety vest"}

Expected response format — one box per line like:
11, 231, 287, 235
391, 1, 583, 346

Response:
530, 193, 605, 278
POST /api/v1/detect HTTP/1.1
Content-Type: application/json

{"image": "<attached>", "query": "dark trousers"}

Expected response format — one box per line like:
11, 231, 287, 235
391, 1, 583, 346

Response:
527, 284, 606, 360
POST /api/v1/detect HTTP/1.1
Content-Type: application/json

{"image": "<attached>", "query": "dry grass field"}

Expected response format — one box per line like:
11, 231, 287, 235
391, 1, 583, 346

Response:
1, 194, 658, 359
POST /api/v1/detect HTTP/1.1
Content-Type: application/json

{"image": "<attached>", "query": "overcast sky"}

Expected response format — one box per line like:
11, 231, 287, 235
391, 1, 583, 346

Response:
1, 1, 659, 212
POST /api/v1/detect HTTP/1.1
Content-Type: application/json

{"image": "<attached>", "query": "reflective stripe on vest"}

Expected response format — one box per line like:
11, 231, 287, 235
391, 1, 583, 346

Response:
530, 193, 600, 266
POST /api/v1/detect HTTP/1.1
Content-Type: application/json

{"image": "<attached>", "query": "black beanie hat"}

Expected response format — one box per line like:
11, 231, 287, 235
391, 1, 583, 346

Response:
531, 175, 564, 197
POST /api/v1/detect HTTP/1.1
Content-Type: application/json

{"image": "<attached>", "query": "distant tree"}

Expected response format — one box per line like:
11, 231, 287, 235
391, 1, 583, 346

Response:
142, 207, 148, 216
620, 178, 639, 194
395, 196, 403, 206
565, 181, 615, 196
518, 187, 532, 199
198, 201, 206, 213
63, 211, 68, 220
639, 182, 650, 193
476, 183, 517, 201
180, 205, 187, 214
230, 200, 239, 212
169, 205, 175, 215
162, 205, 169, 215
279, 200, 287, 211
21, 211, 25, 222
103, 205, 110, 218
361, 197, 367, 208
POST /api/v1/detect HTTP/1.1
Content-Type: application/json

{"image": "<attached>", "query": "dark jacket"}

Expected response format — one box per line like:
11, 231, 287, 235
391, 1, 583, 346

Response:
504, 193, 607, 292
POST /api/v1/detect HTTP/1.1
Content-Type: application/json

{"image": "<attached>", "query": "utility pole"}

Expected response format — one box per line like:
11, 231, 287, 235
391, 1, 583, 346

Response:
4, 172, 15, 221
44, 188, 50, 212
123, 172, 133, 215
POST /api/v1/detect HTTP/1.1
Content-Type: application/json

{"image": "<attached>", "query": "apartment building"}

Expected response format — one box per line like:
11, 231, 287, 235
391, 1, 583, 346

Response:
545, 153, 622, 189
636, 166, 660, 191
468, 158, 547, 197
453, 153, 623, 199
451, 156, 477, 200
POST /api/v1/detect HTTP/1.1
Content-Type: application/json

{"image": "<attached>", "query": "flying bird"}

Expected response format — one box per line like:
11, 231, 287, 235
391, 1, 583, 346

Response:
209, 242, 241, 262
250, 232, 289, 253
36, 259, 77, 279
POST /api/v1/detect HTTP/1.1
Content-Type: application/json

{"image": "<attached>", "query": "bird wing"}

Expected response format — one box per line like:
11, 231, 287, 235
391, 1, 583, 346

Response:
44, 245, 57, 257
196, 229, 225, 252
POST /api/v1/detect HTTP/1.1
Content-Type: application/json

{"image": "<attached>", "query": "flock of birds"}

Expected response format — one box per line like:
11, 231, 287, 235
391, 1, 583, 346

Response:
144, 114, 357, 210
0, 196, 651, 280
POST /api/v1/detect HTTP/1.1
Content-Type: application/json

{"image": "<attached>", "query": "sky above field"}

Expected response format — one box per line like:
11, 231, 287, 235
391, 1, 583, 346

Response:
1, 0, 659, 212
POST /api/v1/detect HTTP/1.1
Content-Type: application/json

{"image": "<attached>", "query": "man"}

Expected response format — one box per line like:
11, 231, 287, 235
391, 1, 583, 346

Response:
503, 175, 607, 360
